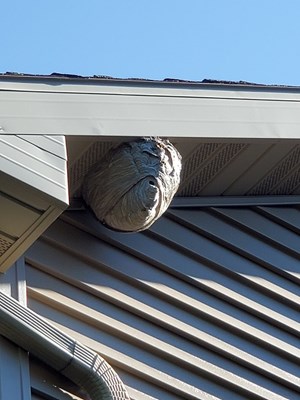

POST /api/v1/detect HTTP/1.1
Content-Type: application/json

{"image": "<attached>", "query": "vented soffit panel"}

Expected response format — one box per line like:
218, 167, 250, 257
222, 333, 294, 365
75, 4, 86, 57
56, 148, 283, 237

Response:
67, 138, 300, 199
0, 135, 68, 272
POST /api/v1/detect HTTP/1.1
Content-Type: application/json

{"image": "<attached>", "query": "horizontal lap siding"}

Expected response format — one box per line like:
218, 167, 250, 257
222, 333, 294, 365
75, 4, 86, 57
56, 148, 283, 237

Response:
25, 206, 300, 400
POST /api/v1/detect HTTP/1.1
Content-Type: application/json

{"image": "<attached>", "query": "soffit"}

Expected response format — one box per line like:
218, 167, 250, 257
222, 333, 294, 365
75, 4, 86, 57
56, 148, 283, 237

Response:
67, 137, 300, 198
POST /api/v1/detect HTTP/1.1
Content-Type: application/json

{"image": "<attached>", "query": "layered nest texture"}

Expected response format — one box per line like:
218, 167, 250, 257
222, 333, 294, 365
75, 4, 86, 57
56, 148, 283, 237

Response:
82, 137, 182, 232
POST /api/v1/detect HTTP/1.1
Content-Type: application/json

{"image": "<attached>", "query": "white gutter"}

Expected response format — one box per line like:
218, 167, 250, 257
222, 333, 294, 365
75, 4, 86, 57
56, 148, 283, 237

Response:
0, 291, 130, 400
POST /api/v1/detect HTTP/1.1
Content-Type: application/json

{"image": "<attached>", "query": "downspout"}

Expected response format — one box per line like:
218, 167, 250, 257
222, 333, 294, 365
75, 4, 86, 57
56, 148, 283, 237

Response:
0, 291, 130, 400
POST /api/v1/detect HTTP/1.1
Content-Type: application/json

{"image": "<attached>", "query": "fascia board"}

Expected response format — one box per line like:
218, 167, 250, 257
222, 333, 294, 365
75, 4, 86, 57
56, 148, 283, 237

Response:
1, 77, 300, 99
0, 206, 63, 273
1, 81, 300, 139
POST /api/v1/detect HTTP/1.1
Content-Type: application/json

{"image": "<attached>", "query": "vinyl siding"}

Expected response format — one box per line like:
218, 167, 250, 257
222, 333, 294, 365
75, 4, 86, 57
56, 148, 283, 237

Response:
25, 205, 300, 400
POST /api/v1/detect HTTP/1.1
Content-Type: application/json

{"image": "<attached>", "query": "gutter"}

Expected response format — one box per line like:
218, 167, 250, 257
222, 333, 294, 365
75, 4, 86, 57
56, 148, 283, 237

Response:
0, 291, 130, 400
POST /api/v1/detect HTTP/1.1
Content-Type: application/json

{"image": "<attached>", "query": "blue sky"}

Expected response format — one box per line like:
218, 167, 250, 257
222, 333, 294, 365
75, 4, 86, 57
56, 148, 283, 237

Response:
2, 0, 300, 85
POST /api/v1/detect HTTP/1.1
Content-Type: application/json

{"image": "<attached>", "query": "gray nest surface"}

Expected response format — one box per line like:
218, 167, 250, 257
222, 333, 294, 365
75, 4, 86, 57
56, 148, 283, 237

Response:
82, 137, 182, 232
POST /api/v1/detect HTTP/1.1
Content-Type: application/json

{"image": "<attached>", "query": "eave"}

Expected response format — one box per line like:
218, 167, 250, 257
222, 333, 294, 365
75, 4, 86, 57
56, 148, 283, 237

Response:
1, 74, 300, 270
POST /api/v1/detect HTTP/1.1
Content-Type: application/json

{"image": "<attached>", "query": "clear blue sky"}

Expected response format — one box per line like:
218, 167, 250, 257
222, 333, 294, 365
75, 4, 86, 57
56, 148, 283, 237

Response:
2, 0, 300, 85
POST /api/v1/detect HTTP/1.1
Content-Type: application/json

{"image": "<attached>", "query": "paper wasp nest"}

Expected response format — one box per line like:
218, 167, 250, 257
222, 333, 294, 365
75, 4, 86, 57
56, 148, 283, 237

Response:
82, 138, 182, 232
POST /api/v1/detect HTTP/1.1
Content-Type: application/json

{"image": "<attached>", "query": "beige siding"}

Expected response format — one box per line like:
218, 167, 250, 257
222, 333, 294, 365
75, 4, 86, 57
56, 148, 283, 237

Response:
25, 205, 300, 400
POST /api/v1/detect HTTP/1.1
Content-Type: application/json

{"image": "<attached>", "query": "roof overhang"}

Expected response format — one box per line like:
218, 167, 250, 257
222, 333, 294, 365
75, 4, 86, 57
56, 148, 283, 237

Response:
1, 74, 300, 270
1, 75, 300, 198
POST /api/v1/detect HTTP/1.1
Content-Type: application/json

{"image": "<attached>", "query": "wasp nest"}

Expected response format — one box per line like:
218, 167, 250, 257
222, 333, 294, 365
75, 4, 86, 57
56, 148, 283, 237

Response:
82, 138, 182, 232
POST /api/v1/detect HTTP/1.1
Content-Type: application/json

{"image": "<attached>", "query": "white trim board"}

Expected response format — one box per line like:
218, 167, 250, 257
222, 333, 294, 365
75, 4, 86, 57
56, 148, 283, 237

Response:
68, 196, 300, 211
171, 196, 300, 207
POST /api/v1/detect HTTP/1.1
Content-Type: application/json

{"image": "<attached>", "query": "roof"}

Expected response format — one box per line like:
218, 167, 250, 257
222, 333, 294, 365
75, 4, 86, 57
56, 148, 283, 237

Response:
1, 71, 300, 90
